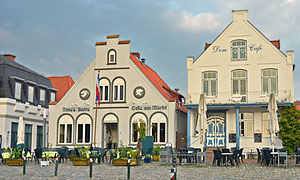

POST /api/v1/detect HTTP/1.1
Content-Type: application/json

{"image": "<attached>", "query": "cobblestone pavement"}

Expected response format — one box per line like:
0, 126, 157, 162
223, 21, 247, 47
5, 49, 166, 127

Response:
0, 161, 300, 180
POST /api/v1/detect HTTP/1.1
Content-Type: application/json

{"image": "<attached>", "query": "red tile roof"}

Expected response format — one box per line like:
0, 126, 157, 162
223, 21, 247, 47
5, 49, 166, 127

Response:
118, 40, 131, 44
205, 43, 211, 50
47, 76, 75, 102
95, 42, 107, 46
204, 40, 280, 50
130, 53, 187, 113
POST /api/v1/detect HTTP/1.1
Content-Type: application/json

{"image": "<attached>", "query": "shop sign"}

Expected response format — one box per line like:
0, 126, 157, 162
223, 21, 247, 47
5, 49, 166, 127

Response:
249, 44, 262, 53
131, 105, 167, 111
212, 46, 227, 53
63, 107, 90, 112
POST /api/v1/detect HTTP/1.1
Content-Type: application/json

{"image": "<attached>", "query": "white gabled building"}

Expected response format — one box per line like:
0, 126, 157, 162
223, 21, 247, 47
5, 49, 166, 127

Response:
49, 35, 187, 149
185, 10, 294, 153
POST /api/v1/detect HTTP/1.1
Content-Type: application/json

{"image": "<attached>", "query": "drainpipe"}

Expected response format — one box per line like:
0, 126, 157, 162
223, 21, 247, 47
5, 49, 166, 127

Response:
235, 107, 240, 149
187, 108, 191, 148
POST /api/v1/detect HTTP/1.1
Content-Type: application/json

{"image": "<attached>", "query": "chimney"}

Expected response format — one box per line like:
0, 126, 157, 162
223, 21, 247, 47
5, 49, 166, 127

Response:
132, 52, 140, 59
287, 50, 294, 65
141, 58, 145, 64
232, 10, 248, 22
3, 54, 16, 61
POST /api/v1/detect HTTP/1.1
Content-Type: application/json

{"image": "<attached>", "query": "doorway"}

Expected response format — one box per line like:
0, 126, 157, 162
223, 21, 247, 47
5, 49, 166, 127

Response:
104, 123, 118, 149
206, 115, 226, 147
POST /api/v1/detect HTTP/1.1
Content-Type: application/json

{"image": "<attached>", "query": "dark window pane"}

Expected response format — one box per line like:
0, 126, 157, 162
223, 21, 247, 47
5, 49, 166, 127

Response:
132, 123, 138, 142
100, 86, 103, 100
114, 85, 118, 100
11, 122, 18, 148
105, 86, 109, 101
67, 124, 72, 143
59, 125, 65, 143
25, 124, 32, 151
152, 123, 158, 142
160, 123, 166, 142
120, 85, 124, 100
78, 124, 83, 143
37, 126, 43, 148
85, 124, 90, 143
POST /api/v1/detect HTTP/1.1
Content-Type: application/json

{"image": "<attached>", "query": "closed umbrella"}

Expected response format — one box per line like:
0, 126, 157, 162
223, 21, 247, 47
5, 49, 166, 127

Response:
268, 94, 279, 153
196, 94, 207, 144
17, 116, 25, 148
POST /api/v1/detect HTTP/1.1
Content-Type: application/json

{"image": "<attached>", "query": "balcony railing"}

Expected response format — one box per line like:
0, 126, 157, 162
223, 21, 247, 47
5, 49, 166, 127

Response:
186, 90, 292, 104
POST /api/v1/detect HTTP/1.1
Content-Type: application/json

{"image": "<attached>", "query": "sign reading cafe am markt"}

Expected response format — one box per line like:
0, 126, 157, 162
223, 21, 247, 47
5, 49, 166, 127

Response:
131, 105, 168, 111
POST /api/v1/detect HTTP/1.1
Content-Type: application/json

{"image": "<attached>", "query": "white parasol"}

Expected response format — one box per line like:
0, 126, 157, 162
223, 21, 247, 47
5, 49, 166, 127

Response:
17, 116, 25, 145
196, 94, 208, 144
268, 94, 279, 153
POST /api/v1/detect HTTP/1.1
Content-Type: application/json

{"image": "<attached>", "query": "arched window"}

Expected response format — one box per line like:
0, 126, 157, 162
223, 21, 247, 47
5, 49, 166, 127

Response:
107, 49, 117, 64
131, 113, 147, 143
113, 78, 125, 102
150, 113, 167, 143
261, 69, 278, 94
58, 114, 73, 144
231, 40, 247, 60
202, 71, 217, 96
232, 69, 247, 95
100, 78, 110, 102
76, 114, 92, 144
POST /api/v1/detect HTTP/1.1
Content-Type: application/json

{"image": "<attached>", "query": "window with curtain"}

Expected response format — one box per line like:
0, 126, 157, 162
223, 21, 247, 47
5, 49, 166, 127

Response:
25, 124, 32, 150
36, 126, 43, 148
231, 40, 247, 60
232, 70, 247, 95
262, 112, 270, 137
150, 113, 167, 143
262, 69, 278, 94
15, 82, 22, 100
131, 113, 147, 143
58, 115, 73, 144
202, 71, 217, 96
113, 78, 125, 102
77, 114, 92, 144
100, 78, 110, 102
240, 113, 254, 137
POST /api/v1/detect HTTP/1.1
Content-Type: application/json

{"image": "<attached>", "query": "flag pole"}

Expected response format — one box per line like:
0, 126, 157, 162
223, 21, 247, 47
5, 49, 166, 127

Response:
94, 70, 100, 148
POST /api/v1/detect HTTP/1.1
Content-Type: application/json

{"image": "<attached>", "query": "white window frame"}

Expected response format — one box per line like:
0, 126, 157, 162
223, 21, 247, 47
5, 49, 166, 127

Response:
113, 78, 125, 102
262, 112, 270, 137
15, 82, 22, 100
50, 92, 56, 102
131, 113, 147, 144
58, 115, 73, 144
232, 70, 247, 96
28, 85, 34, 103
108, 49, 116, 64
240, 113, 254, 137
100, 78, 110, 102
202, 71, 217, 97
231, 40, 247, 60
76, 114, 92, 144
150, 113, 167, 144
261, 69, 278, 95
40, 89, 45, 105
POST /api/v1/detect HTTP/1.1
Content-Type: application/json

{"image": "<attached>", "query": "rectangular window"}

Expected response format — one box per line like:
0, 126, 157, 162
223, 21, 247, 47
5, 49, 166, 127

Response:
132, 123, 138, 142
262, 112, 269, 137
59, 124, 65, 143
36, 126, 43, 148
25, 124, 32, 150
160, 123, 166, 142
202, 72, 217, 96
50, 92, 56, 102
120, 85, 124, 100
104, 86, 109, 101
110, 55, 115, 63
11, 122, 18, 148
28, 86, 34, 103
229, 133, 236, 143
231, 40, 247, 60
85, 124, 90, 143
100, 86, 103, 100
152, 123, 158, 142
240, 113, 253, 137
15, 82, 21, 100
262, 69, 278, 94
78, 124, 83, 143
114, 85, 118, 101
40, 89, 45, 105
254, 133, 262, 143
67, 124, 72, 143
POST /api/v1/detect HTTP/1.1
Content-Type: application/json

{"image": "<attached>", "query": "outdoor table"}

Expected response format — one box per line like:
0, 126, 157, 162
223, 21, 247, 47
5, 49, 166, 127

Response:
221, 152, 233, 166
1, 152, 11, 159
42, 151, 58, 163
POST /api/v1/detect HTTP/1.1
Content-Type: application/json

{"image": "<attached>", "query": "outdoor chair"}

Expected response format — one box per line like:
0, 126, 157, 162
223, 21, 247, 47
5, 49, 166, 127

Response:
221, 149, 230, 164
0, 148, 4, 164
229, 150, 240, 166
261, 149, 272, 166
213, 149, 223, 166
108, 149, 117, 164
58, 148, 68, 163
256, 148, 261, 163
187, 147, 194, 163
238, 148, 244, 163
34, 148, 43, 164
178, 148, 187, 164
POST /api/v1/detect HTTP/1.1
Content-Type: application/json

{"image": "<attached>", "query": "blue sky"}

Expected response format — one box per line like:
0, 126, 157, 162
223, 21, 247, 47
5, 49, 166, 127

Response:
1, 0, 299, 100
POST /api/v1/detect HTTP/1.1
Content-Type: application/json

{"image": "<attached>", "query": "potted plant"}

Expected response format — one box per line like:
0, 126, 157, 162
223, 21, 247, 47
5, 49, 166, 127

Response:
73, 146, 90, 166
6, 148, 24, 166
112, 145, 138, 166
153, 145, 162, 161
144, 154, 152, 163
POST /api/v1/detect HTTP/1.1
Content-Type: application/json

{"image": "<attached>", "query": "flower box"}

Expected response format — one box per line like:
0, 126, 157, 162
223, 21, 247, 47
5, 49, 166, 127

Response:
144, 158, 152, 163
72, 158, 90, 166
152, 155, 159, 161
6, 159, 24, 166
112, 159, 137, 166
70, 154, 77, 161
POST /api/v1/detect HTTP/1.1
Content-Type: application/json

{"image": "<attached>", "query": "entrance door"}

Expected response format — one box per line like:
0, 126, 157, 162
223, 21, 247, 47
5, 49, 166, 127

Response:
206, 116, 225, 147
104, 123, 118, 149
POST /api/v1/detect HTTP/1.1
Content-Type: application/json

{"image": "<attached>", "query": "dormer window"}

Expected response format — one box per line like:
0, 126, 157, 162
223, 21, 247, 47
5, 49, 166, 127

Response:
40, 89, 45, 105
231, 40, 247, 60
15, 82, 22, 100
107, 49, 117, 64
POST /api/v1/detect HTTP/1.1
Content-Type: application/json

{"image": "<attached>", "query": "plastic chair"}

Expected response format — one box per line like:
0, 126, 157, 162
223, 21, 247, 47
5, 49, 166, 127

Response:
213, 149, 223, 166
229, 150, 240, 166
261, 149, 272, 166
238, 148, 244, 163
34, 148, 43, 164
256, 148, 261, 163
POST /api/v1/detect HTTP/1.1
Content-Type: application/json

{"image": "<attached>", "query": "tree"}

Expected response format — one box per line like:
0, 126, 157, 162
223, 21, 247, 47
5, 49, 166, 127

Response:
279, 105, 300, 154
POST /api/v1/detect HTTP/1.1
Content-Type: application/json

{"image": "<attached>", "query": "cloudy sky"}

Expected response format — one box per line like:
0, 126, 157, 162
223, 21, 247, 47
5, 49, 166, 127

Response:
1, 0, 299, 100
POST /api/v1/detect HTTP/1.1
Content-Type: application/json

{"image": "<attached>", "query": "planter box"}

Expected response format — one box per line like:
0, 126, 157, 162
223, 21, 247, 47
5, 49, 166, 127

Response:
152, 155, 159, 161
144, 158, 152, 163
41, 160, 49, 167
70, 155, 77, 161
7, 159, 24, 166
73, 158, 90, 166
112, 159, 137, 166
